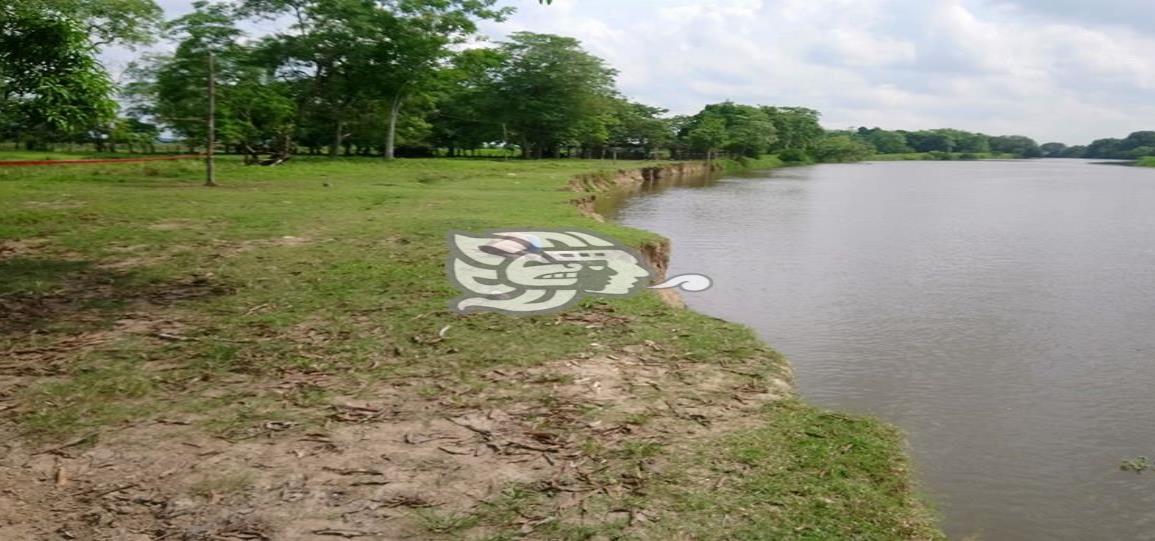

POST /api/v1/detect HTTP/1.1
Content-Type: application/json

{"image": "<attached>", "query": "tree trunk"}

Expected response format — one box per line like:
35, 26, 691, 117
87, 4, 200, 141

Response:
329, 120, 343, 158
384, 93, 402, 160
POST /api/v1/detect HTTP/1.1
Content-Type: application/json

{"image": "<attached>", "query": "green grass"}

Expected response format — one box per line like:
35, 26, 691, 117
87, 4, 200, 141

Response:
0, 154, 940, 537
0, 156, 740, 437
644, 401, 943, 540
1136, 157, 1155, 167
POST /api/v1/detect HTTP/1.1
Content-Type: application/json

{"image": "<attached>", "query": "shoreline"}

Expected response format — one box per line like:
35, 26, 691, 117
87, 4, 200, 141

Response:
567, 158, 945, 539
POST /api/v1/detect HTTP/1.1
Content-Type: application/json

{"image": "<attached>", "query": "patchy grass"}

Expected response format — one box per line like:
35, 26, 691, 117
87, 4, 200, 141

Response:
643, 401, 943, 540
1135, 156, 1155, 167
0, 155, 940, 538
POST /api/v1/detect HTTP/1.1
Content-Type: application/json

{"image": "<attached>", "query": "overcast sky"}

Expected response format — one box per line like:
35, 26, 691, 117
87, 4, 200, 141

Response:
115, 0, 1155, 144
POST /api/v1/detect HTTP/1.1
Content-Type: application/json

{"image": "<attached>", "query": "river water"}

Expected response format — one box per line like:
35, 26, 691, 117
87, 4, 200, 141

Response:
604, 160, 1155, 540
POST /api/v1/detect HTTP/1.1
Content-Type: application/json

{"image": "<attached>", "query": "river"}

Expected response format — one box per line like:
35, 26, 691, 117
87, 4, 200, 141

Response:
604, 159, 1155, 540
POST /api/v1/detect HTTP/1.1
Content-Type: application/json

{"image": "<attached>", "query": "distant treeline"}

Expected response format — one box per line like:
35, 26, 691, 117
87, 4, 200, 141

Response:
1037, 132, 1155, 160
0, 0, 878, 164
5, 0, 1147, 165
843, 127, 1155, 161
844, 128, 1043, 159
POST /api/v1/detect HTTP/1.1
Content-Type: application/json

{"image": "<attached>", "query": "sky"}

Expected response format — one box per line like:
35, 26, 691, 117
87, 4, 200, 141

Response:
110, 0, 1155, 144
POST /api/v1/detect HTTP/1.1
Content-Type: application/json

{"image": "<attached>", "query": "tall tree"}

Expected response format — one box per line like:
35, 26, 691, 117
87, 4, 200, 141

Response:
428, 48, 505, 157
239, 0, 509, 159
813, 134, 874, 162
764, 106, 823, 152
686, 115, 728, 160
1, 0, 160, 147
989, 135, 1041, 158
684, 102, 776, 158
608, 101, 671, 159
1040, 142, 1068, 158
0, 7, 117, 147
127, 1, 295, 159
5, 0, 162, 48
488, 32, 618, 159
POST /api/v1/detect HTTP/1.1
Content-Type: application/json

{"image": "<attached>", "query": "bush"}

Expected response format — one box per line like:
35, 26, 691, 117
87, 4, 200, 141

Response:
813, 136, 874, 163
778, 148, 812, 163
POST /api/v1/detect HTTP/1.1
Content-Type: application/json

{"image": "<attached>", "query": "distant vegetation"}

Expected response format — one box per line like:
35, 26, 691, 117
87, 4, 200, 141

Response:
5, 0, 1151, 167
845, 127, 1045, 159
0, 0, 1050, 167
1037, 131, 1155, 160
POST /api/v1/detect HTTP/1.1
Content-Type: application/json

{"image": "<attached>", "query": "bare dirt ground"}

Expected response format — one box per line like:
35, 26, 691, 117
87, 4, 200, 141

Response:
2, 350, 786, 540
0, 250, 788, 539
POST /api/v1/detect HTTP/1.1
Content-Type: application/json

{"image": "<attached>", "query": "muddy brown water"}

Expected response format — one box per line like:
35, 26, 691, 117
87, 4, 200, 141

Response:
601, 159, 1155, 540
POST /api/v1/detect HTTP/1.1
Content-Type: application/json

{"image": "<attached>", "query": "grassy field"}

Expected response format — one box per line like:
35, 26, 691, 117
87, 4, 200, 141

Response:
0, 154, 941, 539
1136, 157, 1155, 167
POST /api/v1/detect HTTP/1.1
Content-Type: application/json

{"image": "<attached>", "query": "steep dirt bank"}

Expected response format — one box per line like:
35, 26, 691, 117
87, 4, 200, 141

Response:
568, 161, 719, 309
569, 162, 717, 224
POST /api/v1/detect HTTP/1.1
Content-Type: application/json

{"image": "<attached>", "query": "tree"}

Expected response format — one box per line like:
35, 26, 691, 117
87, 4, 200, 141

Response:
488, 32, 618, 159
427, 49, 505, 157
1119, 131, 1155, 156
240, 0, 509, 159
686, 115, 728, 160
856, 128, 911, 154
607, 101, 671, 159
763, 107, 823, 153
5, 0, 162, 47
1060, 145, 1087, 158
0, 7, 117, 148
707, 102, 776, 158
1085, 138, 1122, 159
940, 129, 990, 153
906, 131, 955, 153
989, 135, 1041, 158
1040, 142, 1068, 158
681, 102, 776, 158
813, 135, 874, 162
127, 2, 295, 160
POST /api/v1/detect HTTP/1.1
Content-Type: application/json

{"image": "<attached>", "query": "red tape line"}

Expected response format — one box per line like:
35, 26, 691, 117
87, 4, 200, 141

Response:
0, 155, 203, 167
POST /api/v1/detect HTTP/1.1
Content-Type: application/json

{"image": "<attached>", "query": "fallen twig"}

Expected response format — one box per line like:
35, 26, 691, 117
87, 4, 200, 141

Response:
311, 529, 381, 538
37, 432, 99, 455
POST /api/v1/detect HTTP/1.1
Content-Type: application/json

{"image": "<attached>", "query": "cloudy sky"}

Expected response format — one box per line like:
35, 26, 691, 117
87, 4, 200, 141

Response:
118, 0, 1155, 144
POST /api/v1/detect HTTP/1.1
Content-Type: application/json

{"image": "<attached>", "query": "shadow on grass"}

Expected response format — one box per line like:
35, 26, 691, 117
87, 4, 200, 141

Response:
0, 256, 233, 334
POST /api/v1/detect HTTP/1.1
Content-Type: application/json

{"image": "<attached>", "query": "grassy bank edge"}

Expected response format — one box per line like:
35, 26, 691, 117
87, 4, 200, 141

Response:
583, 156, 945, 539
